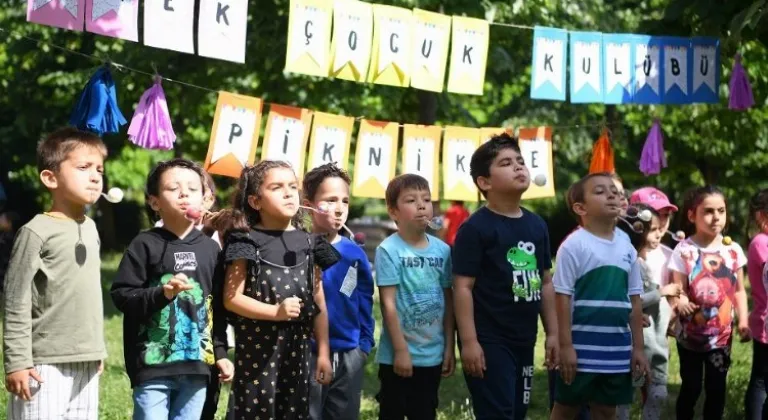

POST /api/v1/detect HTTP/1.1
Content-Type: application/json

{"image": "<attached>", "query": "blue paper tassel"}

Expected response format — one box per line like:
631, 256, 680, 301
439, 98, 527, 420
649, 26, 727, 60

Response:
70, 66, 127, 135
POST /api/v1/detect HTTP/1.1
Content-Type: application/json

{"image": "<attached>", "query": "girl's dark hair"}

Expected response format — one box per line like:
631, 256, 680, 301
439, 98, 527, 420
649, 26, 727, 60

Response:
747, 188, 768, 239
302, 162, 351, 201
617, 203, 657, 251
145, 158, 206, 223
211, 160, 305, 238
679, 185, 726, 236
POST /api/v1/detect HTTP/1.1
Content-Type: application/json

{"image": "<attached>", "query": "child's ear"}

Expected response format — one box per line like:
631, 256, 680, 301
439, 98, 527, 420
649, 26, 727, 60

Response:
247, 195, 260, 211
387, 205, 399, 223
572, 202, 587, 217
202, 193, 215, 210
687, 209, 696, 224
39, 169, 57, 190
476, 176, 491, 194
301, 198, 312, 208
148, 196, 160, 212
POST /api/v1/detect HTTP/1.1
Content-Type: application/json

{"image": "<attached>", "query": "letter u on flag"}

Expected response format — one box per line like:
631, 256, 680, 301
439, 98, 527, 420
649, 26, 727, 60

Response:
570, 31, 603, 103
530, 26, 568, 101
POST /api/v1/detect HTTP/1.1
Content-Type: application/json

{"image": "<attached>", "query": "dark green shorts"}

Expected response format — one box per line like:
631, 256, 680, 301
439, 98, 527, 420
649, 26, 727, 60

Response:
554, 372, 634, 406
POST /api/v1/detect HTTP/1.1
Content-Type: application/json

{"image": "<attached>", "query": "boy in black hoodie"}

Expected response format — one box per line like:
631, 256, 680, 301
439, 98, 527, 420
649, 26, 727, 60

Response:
111, 159, 232, 420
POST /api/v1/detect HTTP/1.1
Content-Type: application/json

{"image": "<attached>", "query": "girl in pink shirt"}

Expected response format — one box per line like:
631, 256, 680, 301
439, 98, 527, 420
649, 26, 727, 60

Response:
745, 189, 768, 420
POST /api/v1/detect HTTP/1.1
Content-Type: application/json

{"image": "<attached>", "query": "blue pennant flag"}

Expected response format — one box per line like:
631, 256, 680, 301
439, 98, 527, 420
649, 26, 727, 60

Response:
530, 26, 568, 101
661, 37, 692, 104
602, 34, 634, 104
632, 36, 664, 104
570, 31, 603, 103
690, 37, 720, 103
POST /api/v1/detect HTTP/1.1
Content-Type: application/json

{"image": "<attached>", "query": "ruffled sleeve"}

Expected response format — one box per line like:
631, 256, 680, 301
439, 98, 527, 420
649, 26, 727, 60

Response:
312, 234, 341, 270
223, 232, 260, 264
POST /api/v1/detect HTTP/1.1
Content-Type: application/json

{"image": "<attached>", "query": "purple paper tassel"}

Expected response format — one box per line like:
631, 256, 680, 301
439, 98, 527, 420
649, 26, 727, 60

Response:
127, 77, 176, 150
640, 119, 667, 176
729, 53, 755, 110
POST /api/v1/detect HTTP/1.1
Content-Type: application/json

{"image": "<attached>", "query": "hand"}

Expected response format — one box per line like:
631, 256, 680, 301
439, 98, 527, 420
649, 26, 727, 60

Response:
559, 344, 577, 385
544, 335, 559, 370
314, 355, 332, 385
441, 347, 455, 377
460, 340, 486, 378
642, 314, 651, 328
677, 301, 699, 317
275, 297, 302, 321
163, 273, 194, 300
661, 283, 681, 297
393, 349, 413, 378
5, 368, 44, 401
631, 348, 650, 383
216, 358, 235, 383
97, 360, 104, 375
738, 321, 751, 343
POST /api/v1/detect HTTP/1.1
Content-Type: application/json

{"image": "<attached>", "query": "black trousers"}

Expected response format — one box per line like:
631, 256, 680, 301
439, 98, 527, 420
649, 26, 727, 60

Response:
676, 342, 730, 420
376, 364, 442, 420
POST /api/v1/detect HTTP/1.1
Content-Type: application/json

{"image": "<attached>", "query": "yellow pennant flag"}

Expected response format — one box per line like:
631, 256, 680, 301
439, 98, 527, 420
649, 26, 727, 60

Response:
307, 112, 355, 171
204, 92, 263, 179
519, 126, 556, 200
402, 124, 442, 198
352, 120, 399, 199
329, 0, 373, 82
285, 0, 333, 77
480, 127, 513, 144
447, 16, 490, 95
262, 105, 314, 178
368, 5, 412, 87
443, 126, 480, 202
410, 9, 451, 92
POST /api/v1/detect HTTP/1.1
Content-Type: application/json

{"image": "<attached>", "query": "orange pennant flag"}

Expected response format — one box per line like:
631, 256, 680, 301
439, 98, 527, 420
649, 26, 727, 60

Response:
589, 128, 615, 174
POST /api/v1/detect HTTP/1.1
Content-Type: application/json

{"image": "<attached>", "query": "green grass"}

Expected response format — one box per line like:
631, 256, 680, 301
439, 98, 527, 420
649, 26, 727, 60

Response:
0, 254, 755, 419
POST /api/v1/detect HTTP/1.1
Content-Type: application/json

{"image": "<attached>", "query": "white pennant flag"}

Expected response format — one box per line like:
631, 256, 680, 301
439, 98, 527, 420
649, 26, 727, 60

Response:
34, 0, 78, 17
412, 22, 446, 78
635, 43, 661, 94
403, 137, 436, 192
288, 5, 331, 67
533, 37, 565, 92
355, 132, 393, 190
265, 117, 307, 172
573, 40, 601, 92
332, 6, 372, 74
664, 45, 688, 93
444, 138, 475, 191
605, 41, 631, 91
210, 106, 258, 166
378, 16, 410, 74
693, 44, 716, 92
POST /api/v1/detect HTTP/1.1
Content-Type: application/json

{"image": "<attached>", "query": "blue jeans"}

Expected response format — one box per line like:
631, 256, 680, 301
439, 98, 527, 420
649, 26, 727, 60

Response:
133, 375, 208, 420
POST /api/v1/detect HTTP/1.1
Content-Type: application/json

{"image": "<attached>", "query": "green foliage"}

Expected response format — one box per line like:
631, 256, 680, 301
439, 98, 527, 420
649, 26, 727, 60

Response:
1, 0, 767, 248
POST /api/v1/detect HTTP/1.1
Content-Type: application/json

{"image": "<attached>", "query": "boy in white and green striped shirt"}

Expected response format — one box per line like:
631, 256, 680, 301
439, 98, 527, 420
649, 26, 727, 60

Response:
550, 173, 649, 420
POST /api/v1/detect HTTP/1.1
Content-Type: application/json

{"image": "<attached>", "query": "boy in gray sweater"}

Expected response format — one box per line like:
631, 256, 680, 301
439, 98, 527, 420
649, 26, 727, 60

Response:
3, 128, 108, 420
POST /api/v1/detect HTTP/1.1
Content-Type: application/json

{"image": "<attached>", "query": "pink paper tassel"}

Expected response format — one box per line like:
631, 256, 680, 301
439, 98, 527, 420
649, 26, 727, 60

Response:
729, 53, 755, 110
128, 78, 176, 150
639, 119, 667, 176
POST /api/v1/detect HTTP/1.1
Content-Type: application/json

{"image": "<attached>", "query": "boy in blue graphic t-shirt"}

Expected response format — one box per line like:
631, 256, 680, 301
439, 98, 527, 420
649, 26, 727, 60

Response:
375, 174, 454, 420
453, 133, 559, 420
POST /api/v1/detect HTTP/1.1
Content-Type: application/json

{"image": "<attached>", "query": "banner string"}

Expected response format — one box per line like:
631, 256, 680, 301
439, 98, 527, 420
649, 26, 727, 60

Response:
0, 26, 635, 132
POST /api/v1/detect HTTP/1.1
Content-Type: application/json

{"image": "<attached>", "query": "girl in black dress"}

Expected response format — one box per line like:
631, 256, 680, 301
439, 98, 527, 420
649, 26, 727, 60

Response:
217, 161, 337, 420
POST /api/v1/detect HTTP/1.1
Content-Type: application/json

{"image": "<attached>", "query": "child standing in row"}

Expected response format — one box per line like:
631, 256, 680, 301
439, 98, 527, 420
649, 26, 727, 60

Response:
670, 185, 749, 420
745, 188, 768, 419
4, 128, 108, 420
453, 134, 558, 420
304, 163, 375, 420
111, 158, 233, 420
219, 160, 335, 419
551, 173, 648, 420
375, 174, 454, 420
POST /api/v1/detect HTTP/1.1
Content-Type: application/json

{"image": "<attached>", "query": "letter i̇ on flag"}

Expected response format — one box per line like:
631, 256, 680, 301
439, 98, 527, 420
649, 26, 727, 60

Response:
352, 120, 399, 199
307, 112, 354, 171
198, 0, 249, 63
530, 26, 568, 101
28, 0, 84, 31
402, 124, 441, 198
569, 31, 603, 103
262, 105, 314, 178
661, 37, 692, 104
410, 9, 451, 93
602, 34, 634, 104
204, 92, 263, 178
285, 0, 333, 77
329, 0, 373, 82
442, 126, 479, 202
447, 16, 490, 95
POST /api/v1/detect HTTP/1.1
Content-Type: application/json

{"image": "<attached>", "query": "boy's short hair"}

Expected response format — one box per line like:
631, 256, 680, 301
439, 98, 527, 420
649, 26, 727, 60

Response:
469, 133, 521, 197
302, 162, 351, 201
566, 172, 613, 223
37, 127, 107, 173
385, 174, 430, 209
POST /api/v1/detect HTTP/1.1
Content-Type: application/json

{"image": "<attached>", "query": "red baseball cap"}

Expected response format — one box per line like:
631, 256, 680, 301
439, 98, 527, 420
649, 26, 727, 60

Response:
630, 187, 678, 212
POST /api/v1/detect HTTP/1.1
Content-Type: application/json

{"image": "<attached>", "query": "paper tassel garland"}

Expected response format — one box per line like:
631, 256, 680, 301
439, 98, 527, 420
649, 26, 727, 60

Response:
588, 128, 615, 174
639, 119, 667, 176
70, 65, 127, 135
729, 53, 755, 110
128, 78, 176, 150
